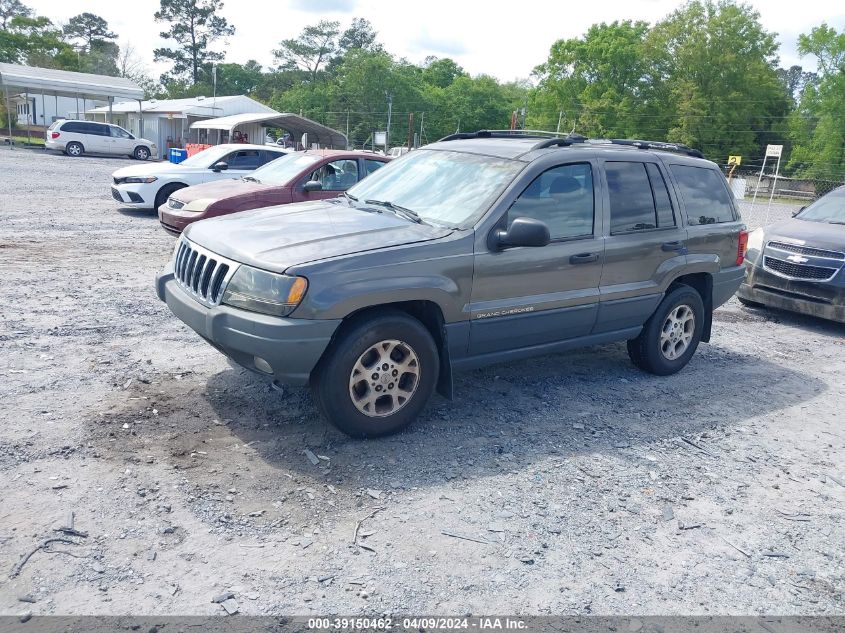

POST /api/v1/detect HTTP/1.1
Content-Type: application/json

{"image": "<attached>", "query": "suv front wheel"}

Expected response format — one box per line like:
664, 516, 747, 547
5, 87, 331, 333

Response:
311, 311, 439, 437
627, 285, 705, 375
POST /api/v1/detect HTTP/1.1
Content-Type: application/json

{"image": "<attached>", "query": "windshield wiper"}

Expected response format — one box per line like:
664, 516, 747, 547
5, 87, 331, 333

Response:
364, 199, 423, 224
828, 220, 845, 225
344, 191, 359, 204
242, 176, 261, 183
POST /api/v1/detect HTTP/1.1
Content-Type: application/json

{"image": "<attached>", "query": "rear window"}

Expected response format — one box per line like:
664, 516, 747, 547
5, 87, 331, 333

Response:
670, 165, 736, 225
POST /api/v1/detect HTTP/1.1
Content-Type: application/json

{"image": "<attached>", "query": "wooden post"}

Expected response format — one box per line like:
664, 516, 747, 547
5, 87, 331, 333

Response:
407, 112, 413, 150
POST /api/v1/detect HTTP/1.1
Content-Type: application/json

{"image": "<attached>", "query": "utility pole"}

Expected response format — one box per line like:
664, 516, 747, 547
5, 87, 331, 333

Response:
407, 112, 413, 150
385, 94, 393, 153
556, 111, 563, 134
346, 110, 349, 148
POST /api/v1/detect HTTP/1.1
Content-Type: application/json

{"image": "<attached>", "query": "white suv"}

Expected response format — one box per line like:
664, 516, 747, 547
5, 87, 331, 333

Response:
46, 120, 157, 160
110, 143, 290, 210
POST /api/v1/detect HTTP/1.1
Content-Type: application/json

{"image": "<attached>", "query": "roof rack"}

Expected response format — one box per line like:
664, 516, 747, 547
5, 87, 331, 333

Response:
601, 139, 704, 159
438, 130, 705, 159
438, 129, 568, 142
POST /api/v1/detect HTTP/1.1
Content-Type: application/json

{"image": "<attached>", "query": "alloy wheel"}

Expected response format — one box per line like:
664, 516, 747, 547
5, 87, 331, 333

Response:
348, 339, 420, 417
660, 304, 695, 360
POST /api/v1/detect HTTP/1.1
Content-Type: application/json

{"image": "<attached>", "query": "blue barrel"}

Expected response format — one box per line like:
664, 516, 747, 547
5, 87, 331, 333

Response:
169, 148, 188, 164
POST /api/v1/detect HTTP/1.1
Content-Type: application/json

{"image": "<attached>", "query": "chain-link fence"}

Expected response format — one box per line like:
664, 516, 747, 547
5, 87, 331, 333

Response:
719, 164, 844, 230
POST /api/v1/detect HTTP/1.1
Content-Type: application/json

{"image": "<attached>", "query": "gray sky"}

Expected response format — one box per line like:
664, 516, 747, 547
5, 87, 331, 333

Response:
26, 0, 845, 80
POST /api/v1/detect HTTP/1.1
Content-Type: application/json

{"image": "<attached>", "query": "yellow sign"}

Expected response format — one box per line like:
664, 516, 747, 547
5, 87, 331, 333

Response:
728, 155, 742, 165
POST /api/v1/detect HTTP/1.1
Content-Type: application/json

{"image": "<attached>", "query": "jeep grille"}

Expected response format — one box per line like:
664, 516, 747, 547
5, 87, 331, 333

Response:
173, 239, 238, 306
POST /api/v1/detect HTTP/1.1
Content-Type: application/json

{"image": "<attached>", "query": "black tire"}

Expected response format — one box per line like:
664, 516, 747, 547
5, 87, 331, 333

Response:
133, 146, 151, 161
737, 296, 764, 308
311, 311, 439, 438
154, 183, 186, 211
65, 142, 84, 157
627, 285, 705, 376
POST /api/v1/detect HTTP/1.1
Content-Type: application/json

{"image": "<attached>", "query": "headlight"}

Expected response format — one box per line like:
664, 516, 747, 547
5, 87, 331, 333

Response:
123, 176, 157, 183
222, 266, 308, 317
182, 198, 216, 212
746, 228, 764, 253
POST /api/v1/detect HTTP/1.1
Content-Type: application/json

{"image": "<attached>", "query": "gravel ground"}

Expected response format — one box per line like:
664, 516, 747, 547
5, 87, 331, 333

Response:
0, 147, 843, 617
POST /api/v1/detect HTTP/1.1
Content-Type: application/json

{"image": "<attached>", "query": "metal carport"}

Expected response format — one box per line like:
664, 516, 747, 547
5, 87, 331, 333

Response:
0, 63, 144, 141
190, 112, 348, 149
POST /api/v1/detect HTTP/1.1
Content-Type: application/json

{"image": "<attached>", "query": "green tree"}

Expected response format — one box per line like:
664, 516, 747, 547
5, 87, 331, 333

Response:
0, 0, 30, 30
273, 19, 339, 81
0, 15, 69, 65
421, 56, 467, 88
644, 0, 790, 159
154, 0, 235, 85
530, 20, 652, 137
788, 23, 845, 179
63, 12, 116, 50
338, 17, 380, 53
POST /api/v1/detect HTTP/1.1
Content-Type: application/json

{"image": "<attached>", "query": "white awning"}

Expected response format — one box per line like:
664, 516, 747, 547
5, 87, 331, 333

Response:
0, 63, 144, 101
190, 112, 347, 148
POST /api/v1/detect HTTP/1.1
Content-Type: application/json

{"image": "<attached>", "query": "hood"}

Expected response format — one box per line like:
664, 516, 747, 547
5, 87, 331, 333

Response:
171, 178, 278, 203
762, 218, 845, 252
112, 161, 211, 178
184, 199, 453, 272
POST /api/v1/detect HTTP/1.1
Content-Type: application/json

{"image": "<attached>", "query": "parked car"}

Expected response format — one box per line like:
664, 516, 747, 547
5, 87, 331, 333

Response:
158, 149, 391, 234
156, 132, 747, 437
110, 144, 289, 210
737, 185, 845, 322
46, 119, 157, 160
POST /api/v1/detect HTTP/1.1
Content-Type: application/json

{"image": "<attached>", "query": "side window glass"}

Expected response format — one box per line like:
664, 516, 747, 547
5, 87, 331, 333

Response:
224, 150, 261, 170
669, 164, 736, 225
645, 163, 675, 227
507, 162, 594, 239
310, 159, 359, 191
365, 159, 385, 175
607, 162, 658, 233
110, 126, 131, 139
261, 151, 285, 165
90, 123, 108, 136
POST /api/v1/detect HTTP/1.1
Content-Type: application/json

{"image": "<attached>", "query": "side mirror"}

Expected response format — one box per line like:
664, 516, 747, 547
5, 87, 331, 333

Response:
493, 217, 551, 250
303, 180, 322, 192
792, 205, 806, 217
211, 161, 228, 172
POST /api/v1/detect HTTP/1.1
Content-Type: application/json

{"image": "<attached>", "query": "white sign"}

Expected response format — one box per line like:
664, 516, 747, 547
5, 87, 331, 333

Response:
766, 144, 783, 158
374, 131, 386, 146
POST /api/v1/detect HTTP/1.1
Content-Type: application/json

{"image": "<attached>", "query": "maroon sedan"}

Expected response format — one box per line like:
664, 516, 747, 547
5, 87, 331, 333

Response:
158, 149, 391, 234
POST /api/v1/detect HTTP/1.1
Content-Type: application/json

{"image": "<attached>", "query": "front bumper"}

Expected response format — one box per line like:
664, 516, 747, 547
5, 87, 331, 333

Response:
158, 203, 203, 234
112, 182, 155, 208
156, 273, 341, 385
738, 262, 845, 323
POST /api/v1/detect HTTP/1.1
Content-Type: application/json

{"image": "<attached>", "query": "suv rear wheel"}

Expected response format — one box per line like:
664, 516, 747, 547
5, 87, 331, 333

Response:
65, 142, 84, 157
627, 285, 704, 375
311, 311, 439, 437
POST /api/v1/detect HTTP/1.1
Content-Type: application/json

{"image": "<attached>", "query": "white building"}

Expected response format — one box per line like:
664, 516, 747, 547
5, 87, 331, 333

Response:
12, 94, 107, 127
86, 95, 276, 152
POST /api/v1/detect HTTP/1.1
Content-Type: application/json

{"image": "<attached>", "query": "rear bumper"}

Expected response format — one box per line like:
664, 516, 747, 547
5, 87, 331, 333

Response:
156, 274, 341, 386
45, 139, 65, 151
712, 265, 746, 308
738, 262, 845, 323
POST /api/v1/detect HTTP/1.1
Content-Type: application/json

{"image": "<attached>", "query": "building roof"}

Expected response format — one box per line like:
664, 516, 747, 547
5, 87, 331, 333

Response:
87, 95, 276, 118
191, 112, 348, 148
0, 63, 143, 100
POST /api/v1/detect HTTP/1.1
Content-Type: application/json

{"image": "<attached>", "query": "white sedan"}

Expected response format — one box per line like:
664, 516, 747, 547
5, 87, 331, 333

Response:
110, 144, 290, 210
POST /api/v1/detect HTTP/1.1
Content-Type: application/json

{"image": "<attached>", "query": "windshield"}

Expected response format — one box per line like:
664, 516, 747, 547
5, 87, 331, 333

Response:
796, 189, 845, 224
249, 152, 322, 185
179, 145, 236, 168
347, 149, 524, 227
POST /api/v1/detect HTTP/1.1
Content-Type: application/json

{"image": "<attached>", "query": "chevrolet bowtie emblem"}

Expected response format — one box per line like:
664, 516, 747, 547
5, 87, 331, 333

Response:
786, 254, 809, 264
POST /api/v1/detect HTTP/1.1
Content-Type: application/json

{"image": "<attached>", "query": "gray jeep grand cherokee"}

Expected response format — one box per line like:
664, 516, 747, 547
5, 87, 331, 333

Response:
156, 132, 747, 437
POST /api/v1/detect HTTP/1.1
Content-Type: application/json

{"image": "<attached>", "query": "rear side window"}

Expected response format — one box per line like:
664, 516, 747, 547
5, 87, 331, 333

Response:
645, 163, 676, 227
61, 121, 84, 133
86, 123, 109, 136
670, 165, 736, 225
260, 150, 286, 165
607, 162, 657, 233
365, 159, 386, 175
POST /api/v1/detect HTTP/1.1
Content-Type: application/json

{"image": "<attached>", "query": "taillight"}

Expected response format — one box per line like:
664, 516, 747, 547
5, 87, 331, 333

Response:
736, 230, 749, 265
51, 131, 60, 139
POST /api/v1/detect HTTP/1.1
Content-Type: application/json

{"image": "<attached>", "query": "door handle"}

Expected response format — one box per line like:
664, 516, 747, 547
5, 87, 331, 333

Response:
570, 252, 599, 264
661, 240, 686, 252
